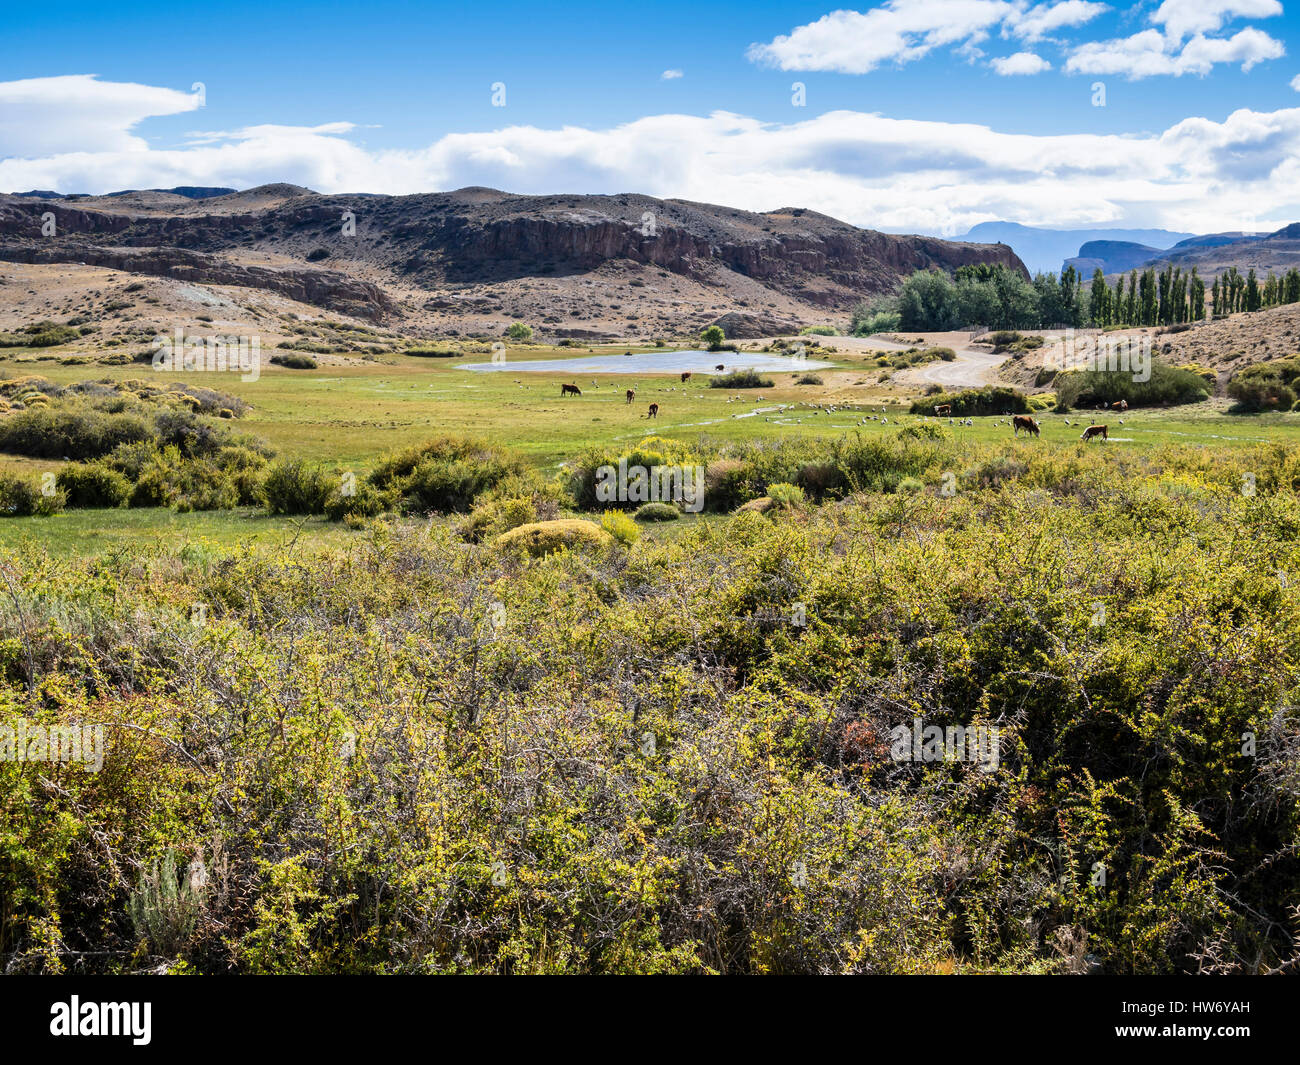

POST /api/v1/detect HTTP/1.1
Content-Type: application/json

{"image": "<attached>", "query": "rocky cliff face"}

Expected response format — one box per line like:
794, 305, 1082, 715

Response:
0, 187, 1026, 333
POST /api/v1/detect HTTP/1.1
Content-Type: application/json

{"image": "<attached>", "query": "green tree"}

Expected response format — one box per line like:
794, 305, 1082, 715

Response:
700, 325, 726, 350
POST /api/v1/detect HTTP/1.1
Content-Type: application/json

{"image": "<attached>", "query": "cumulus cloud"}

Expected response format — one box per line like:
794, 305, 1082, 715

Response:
1150, 0, 1282, 43
3, 76, 1298, 236
661, 69, 684, 79
746, 0, 1108, 73
992, 51, 1053, 74
747, 1, 1015, 74
0, 74, 200, 158
1065, 25, 1284, 76
749, 1, 1283, 80
1009, 1, 1109, 42
1292, 72, 1300, 89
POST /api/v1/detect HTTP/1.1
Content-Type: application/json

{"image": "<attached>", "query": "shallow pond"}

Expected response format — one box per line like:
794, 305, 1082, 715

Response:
457, 349, 833, 375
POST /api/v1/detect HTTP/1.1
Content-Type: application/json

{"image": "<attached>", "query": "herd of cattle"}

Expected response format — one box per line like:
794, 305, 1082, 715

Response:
558, 376, 1127, 440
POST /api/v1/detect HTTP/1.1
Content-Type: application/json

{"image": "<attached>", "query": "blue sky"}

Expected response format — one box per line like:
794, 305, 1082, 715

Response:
2, 1, 1300, 235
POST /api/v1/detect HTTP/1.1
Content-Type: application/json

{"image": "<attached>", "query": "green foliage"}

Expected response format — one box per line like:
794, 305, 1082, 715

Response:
496, 518, 611, 556
0, 321, 80, 348
128, 851, 205, 956
633, 502, 681, 522
700, 325, 726, 350
5, 442, 1300, 973
270, 353, 319, 370
56, 464, 132, 508
765, 482, 805, 508
709, 369, 773, 389
799, 326, 836, 336
0, 473, 64, 516
369, 437, 529, 515
506, 322, 534, 341
910, 387, 1032, 417
261, 460, 334, 515
599, 509, 640, 545
851, 300, 902, 336
1055, 362, 1209, 412
1227, 358, 1300, 412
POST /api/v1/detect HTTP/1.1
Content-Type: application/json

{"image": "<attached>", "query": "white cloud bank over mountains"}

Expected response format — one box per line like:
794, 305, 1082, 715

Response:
3, 75, 1299, 237
748, 0, 1287, 78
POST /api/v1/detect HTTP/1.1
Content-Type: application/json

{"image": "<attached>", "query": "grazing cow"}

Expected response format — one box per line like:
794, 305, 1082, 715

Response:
1111, 399, 1129, 411
681, 372, 692, 383
647, 403, 659, 419
560, 383, 582, 396
715, 363, 725, 371
1080, 424, 1108, 442
1012, 415, 1040, 437
625, 389, 635, 404
934, 404, 952, 417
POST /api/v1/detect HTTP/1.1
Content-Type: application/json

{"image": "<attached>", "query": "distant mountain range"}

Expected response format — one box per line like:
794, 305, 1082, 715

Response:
15, 187, 238, 201
955, 221, 1195, 275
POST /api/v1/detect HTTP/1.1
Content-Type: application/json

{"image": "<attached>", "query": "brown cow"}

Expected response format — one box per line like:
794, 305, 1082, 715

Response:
560, 383, 582, 396
625, 389, 635, 404
1012, 415, 1040, 437
1111, 399, 1129, 411
934, 404, 952, 417
681, 371, 692, 383
647, 403, 659, 419
1080, 424, 1108, 442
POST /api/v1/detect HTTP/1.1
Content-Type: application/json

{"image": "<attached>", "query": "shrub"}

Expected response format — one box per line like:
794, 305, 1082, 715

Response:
795, 373, 823, 385
57, 464, 132, 508
766, 482, 805, 509
1056, 361, 1210, 412
709, 369, 773, 389
911, 387, 1031, 417
496, 519, 611, 557
261, 460, 334, 515
324, 481, 390, 522
800, 326, 836, 336
369, 437, 529, 514
1226, 358, 1300, 412
897, 422, 950, 442
505, 323, 533, 341
0, 473, 64, 516
271, 354, 318, 370
305, 247, 331, 262
600, 509, 640, 545
634, 502, 681, 522
0, 406, 153, 459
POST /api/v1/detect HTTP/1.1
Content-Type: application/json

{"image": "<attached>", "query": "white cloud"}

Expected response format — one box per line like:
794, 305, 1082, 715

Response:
1066, 25, 1284, 77
1150, 0, 1282, 43
1009, 1, 1109, 42
661, 69, 684, 79
4, 77, 1298, 236
747, 1, 1016, 74
0, 74, 200, 158
992, 51, 1053, 74
1292, 72, 1300, 89
745, 1, 1110, 73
